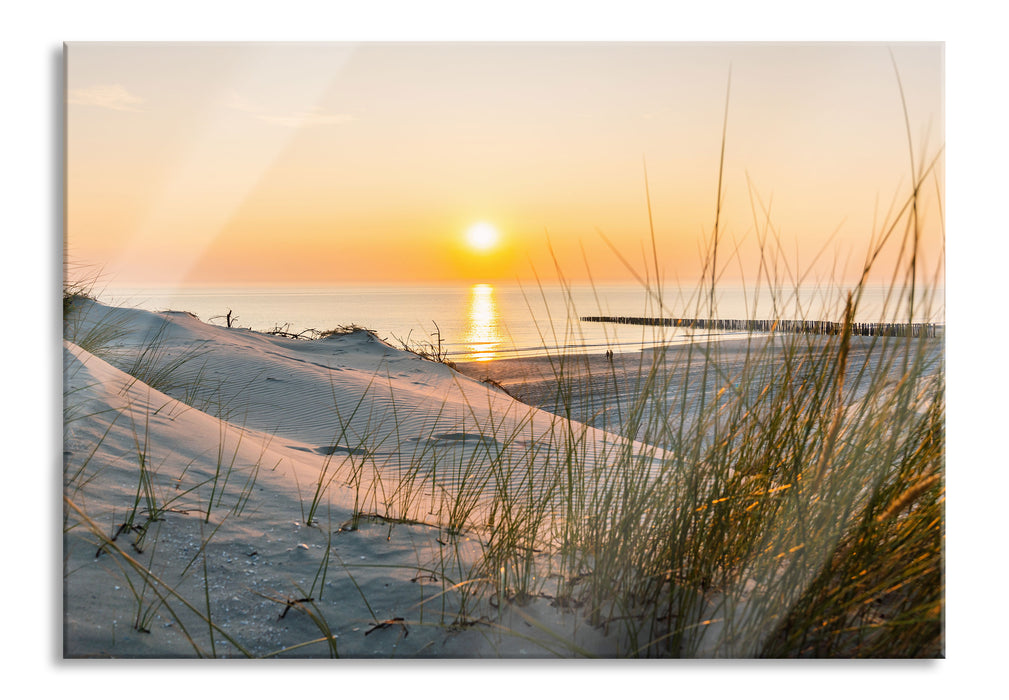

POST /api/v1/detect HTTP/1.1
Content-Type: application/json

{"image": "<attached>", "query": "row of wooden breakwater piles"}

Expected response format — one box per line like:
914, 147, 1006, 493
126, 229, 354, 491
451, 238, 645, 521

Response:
580, 316, 944, 338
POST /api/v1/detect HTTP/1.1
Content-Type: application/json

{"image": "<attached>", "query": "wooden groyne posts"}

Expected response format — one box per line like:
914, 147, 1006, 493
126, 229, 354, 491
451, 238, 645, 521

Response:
579, 316, 943, 338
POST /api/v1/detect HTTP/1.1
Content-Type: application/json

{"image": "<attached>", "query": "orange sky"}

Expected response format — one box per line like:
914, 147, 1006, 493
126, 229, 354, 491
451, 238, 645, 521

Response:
66, 42, 944, 287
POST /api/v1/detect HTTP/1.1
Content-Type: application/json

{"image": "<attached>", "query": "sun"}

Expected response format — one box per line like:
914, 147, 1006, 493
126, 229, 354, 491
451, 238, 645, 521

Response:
465, 222, 499, 252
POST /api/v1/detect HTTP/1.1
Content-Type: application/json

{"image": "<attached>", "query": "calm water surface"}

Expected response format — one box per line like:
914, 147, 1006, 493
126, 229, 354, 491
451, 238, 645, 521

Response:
101, 283, 944, 362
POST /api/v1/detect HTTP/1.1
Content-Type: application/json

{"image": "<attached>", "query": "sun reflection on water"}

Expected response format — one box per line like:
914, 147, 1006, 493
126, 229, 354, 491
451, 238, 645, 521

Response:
465, 284, 502, 361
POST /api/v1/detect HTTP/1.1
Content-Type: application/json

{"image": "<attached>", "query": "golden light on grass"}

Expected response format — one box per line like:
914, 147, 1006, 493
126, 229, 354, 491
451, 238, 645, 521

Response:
465, 222, 500, 252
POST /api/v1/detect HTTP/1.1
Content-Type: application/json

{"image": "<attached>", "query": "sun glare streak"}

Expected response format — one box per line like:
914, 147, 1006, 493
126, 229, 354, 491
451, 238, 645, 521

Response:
465, 283, 501, 361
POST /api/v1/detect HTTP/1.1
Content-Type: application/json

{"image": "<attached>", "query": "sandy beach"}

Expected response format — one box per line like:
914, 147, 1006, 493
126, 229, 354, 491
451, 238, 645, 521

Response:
456, 334, 941, 445
63, 297, 943, 658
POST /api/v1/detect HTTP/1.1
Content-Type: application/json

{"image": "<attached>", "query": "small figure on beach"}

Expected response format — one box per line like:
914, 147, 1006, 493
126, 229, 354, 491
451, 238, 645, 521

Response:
605, 349, 613, 361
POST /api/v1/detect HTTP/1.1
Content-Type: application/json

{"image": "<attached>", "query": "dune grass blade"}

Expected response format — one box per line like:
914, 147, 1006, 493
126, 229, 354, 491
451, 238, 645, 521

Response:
64, 497, 254, 658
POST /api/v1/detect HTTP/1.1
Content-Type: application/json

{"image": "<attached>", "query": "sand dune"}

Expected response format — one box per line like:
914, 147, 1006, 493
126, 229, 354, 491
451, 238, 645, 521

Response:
62, 300, 648, 657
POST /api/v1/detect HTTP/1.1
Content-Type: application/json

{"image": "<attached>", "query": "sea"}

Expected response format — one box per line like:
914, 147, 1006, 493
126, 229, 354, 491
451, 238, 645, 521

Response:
99, 282, 944, 363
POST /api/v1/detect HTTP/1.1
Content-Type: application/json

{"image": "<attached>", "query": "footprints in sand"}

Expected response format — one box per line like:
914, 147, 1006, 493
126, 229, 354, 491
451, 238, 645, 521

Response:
407, 432, 504, 449
288, 444, 373, 457
288, 432, 566, 465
